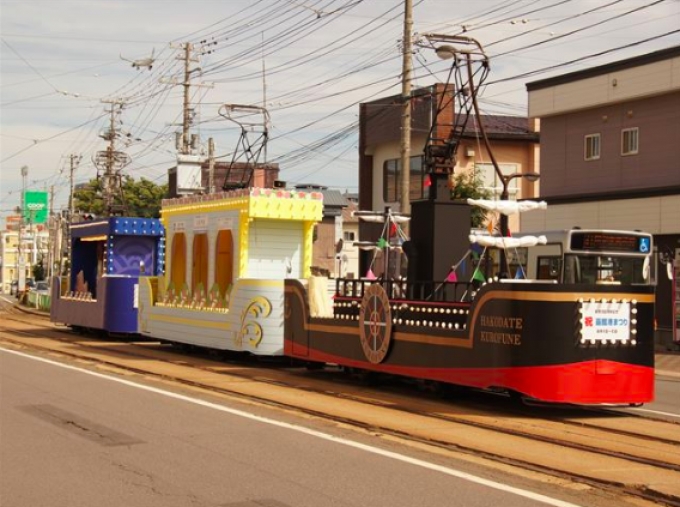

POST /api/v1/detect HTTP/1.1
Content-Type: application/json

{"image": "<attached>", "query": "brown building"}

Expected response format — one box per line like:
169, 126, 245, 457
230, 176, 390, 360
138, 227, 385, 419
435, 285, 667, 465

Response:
168, 161, 280, 197
358, 83, 540, 272
524, 45, 680, 348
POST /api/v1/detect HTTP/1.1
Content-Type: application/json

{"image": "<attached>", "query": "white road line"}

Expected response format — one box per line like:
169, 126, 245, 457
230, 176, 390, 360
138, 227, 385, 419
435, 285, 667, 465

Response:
630, 407, 680, 418
0, 347, 583, 507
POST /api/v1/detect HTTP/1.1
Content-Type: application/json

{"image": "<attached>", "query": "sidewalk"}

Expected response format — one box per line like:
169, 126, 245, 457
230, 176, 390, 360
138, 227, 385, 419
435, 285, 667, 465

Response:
655, 353, 680, 378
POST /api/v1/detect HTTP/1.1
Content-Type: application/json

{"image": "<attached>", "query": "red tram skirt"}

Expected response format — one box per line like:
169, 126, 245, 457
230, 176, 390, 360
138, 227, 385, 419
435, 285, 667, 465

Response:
439, 360, 655, 405
295, 346, 655, 405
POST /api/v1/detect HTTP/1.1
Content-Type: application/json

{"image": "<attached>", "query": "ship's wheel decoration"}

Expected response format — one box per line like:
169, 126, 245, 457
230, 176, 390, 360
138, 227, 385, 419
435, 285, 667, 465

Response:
359, 283, 393, 364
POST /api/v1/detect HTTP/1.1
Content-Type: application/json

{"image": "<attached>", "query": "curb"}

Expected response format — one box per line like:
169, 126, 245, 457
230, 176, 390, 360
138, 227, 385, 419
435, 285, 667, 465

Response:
13, 302, 50, 318
657, 371, 680, 379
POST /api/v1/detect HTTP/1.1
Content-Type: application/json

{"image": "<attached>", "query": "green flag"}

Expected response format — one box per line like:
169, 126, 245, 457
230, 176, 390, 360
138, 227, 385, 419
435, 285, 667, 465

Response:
377, 237, 388, 249
472, 268, 486, 283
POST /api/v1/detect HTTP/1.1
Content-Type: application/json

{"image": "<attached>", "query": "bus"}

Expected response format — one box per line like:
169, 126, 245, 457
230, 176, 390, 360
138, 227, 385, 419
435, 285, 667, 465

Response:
514, 229, 653, 285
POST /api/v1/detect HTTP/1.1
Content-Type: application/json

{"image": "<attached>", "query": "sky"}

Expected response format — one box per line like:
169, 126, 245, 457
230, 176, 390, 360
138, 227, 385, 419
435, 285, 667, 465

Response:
1, 0, 679, 226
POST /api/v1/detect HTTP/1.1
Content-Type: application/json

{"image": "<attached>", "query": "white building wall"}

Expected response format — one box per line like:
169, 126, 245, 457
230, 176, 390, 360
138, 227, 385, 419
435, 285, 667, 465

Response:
338, 222, 360, 278
520, 194, 680, 236
529, 56, 680, 118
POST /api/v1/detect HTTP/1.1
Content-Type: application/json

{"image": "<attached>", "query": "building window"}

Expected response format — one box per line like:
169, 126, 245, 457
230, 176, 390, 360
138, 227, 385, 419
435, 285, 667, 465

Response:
475, 163, 520, 200
383, 156, 425, 203
343, 231, 355, 242
621, 127, 639, 156
584, 134, 600, 161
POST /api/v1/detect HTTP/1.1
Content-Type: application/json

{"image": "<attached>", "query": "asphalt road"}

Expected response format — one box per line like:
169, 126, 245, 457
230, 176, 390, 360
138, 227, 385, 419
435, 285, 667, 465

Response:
629, 374, 680, 421
0, 347, 593, 507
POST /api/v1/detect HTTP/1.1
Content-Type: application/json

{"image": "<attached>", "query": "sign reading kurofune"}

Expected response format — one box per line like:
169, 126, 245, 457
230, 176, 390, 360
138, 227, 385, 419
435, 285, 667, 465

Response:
580, 301, 631, 343
23, 191, 49, 224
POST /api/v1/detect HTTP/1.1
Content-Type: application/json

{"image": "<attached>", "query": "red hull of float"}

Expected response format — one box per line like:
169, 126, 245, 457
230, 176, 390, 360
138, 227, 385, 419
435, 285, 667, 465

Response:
292, 345, 654, 404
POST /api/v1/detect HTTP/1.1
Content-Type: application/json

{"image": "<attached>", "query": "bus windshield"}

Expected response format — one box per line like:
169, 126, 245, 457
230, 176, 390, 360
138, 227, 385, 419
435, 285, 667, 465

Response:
563, 254, 648, 285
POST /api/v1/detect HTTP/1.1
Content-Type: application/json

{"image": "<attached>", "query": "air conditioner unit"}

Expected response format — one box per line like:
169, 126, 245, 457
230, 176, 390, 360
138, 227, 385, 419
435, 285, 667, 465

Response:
466, 149, 475, 157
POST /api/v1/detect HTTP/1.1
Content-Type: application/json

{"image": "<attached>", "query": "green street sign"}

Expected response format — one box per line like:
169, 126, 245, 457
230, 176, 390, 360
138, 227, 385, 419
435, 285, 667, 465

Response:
23, 191, 48, 224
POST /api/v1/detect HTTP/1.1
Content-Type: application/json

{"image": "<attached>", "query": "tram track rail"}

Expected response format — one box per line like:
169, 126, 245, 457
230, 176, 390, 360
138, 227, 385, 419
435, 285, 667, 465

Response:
1, 308, 680, 507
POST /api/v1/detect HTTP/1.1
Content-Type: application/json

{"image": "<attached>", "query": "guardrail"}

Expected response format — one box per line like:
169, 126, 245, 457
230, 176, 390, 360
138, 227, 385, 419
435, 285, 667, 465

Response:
25, 291, 51, 311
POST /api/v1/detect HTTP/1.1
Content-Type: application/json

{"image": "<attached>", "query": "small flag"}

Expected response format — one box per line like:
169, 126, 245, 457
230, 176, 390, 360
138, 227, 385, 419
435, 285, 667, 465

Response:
446, 270, 458, 282
377, 237, 388, 249
366, 269, 377, 280
472, 268, 486, 283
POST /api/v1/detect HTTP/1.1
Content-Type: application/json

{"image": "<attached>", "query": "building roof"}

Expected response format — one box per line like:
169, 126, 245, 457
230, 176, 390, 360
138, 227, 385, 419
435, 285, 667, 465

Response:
294, 184, 348, 209
526, 45, 680, 91
319, 190, 348, 208
361, 85, 538, 143
461, 115, 539, 141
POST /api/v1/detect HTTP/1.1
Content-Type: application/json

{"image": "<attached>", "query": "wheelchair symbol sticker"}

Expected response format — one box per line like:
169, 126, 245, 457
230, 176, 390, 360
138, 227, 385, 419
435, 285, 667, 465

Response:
638, 237, 650, 253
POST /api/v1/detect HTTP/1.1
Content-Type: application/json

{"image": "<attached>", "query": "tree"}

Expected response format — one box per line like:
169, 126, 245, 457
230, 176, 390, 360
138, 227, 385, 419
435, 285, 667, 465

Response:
74, 176, 168, 218
32, 255, 46, 281
449, 171, 492, 229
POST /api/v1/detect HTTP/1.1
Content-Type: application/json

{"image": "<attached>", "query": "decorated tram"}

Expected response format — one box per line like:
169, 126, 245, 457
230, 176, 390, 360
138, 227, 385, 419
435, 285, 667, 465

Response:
283, 174, 655, 405
50, 217, 164, 334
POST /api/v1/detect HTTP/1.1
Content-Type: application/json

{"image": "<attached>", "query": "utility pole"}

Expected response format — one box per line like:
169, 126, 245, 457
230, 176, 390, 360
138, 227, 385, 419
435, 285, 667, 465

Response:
262, 32, 268, 163
164, 41, 214, 196
68, 153, 80, 218
47, 184, 54, 281
64, 153, 80, 276
164, 42, 206, 154
181, 42, 193, 154
17, 165, 28, 292
399, 0, 413, 230
96, 99, 129, 216
208, 137, 215, 194
104, 100, 118, 212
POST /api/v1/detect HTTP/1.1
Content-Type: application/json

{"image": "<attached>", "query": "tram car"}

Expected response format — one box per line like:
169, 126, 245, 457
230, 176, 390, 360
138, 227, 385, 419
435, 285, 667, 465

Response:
284, 174, 655, 405
51, 217, 164, 334
136, 187, 323, 355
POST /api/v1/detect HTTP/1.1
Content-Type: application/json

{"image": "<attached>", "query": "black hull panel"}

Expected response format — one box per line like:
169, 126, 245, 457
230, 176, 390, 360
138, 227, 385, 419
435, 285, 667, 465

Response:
284, 280, 654, 404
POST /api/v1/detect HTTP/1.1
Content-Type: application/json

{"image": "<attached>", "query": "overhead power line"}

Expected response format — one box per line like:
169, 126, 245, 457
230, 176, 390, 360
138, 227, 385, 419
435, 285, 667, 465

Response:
489, 28, 680, 84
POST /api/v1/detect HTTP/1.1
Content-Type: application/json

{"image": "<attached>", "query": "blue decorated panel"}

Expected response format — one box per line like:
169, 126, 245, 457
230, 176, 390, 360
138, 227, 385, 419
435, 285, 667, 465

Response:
111, 236, 157, 275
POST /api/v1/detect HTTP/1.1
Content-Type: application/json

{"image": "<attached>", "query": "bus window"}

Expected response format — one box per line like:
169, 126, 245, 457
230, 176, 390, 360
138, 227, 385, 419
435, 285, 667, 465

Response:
537, 256, 561, 281
564, 255, 648, 285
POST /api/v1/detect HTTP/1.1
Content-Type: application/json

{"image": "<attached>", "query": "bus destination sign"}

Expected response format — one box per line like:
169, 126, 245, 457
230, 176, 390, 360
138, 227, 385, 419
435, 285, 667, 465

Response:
570, 232, 650, 253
